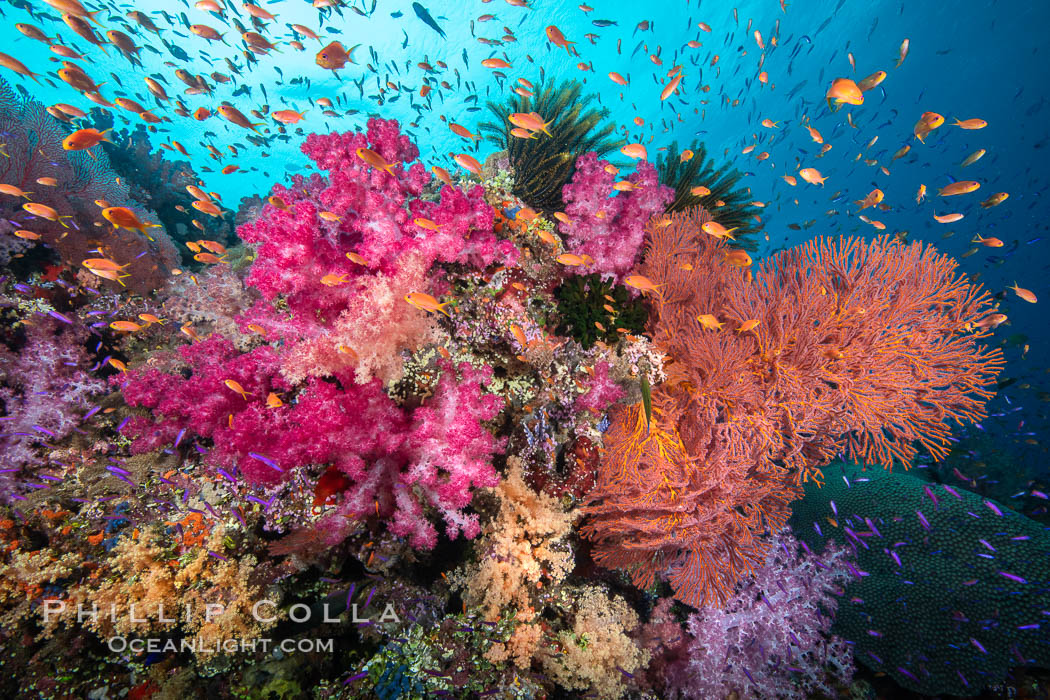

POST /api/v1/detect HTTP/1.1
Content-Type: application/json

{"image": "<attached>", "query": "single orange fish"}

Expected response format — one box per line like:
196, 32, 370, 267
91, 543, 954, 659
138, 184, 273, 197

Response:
357, 147, 397, 176
405, 292, 452, 317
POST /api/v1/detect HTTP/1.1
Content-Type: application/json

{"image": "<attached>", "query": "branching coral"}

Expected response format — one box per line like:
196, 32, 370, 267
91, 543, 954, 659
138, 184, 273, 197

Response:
457, 456, 577, 622
237, 117, 514, 385
0, 317, 104, 481
582, 208, 1005, 608
479, 80, 625, 213
652, 531, 855, 699
542, 586, 649, 699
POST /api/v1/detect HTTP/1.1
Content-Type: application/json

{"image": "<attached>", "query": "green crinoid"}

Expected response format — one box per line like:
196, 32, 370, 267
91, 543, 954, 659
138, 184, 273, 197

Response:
656, 140, 761, 249
479, 79, 624, 213
554, 274, 647, 350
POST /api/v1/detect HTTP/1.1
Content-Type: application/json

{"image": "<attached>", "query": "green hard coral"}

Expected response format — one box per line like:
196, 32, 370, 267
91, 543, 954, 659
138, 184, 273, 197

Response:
656, 140, 761, 249
554, 273, 648, 349
479, 79, 624, 213
790, 461, 1050, 697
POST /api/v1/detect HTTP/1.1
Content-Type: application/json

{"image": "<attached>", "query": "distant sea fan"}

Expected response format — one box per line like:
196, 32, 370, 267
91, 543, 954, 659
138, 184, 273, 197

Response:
0, 77, 177, 293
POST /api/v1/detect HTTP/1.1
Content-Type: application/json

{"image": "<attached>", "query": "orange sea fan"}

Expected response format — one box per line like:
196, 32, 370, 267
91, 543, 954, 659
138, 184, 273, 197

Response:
582, 209, 1004, 608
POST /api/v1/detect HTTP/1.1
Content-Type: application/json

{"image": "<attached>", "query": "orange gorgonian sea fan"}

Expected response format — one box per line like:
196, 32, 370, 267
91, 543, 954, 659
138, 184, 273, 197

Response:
582, 208, 1005, 608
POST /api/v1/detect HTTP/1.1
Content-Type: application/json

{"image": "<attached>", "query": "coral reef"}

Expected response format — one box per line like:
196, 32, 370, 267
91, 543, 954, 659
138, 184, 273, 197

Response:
558, 151, 675, 280
0, 78, 177, 294
649, 531, 856, 699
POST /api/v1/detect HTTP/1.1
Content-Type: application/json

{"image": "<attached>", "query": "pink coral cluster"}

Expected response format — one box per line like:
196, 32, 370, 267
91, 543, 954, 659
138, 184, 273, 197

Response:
118, 336, 504, 550
648, 532, 856, 700
237, 117, 517, 384
558, 152, 674, 281
573, 361, 625, 415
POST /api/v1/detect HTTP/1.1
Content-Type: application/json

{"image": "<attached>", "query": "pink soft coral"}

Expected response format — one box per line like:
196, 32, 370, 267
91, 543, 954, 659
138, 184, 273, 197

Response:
236, 117, 515, 385
573, 361, 625, 415
118, 338, 504, 550
559, 152, 674, 281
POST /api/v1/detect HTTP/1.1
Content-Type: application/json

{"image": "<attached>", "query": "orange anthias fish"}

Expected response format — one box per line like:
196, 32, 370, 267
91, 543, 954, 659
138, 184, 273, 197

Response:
218, 104, 264, 133
62, 128, 111, 150
102, 207, 160, 234
224, 379, 250, 399
1009, 282, 1037, 304
449, 123, 482, 141
826, 78, 863, 107
701, 220, 737, 239
855, 188, 884, 210
624, 275, 660, 293
109, 321, 142, 332
545, 25, 576, 54
661, 72, 683, 101
857, 71, 887, 92
454, 153, 482, 176
737, 319, 761, 332
972, 233, 1003, 247
980, 192, 1009, 208
724, 249, 752, 268
508, 112, 553, 135
0, 52, 42, 83
953, 118, 987, 129
272, 109, 307, 124
939, 181, 980, 197
913, 112, 945, 143
697, 314, 723, 330
934, 212, 964, 224
23, 202, 72, 226
357, 147, 397, 176
799, 168, 827, 185
405, 292, 452, 317
621, 143, 648, 160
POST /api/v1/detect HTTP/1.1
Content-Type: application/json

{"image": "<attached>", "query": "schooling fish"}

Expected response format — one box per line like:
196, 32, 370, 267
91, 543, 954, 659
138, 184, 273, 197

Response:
412, 3, 446, 39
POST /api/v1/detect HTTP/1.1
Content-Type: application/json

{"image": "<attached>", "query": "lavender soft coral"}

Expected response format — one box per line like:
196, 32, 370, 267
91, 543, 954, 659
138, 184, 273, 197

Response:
0, 318, 104, 484
559, 152, 674, 281
652, 532, 856, 699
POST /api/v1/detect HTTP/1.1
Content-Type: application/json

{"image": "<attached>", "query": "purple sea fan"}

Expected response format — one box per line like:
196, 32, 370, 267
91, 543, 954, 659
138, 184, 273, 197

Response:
657, 530, 856, 699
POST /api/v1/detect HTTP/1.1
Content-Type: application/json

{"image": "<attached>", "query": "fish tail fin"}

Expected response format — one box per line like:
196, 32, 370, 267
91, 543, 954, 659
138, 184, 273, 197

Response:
383, 164, 397, 177
86, 10, 105, 27
20, 192, 32, 200
57, 215, 72, 229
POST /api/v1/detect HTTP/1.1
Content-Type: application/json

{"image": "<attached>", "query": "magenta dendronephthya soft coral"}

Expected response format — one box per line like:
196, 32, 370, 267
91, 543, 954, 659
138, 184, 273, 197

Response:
558, 151, 674, 281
